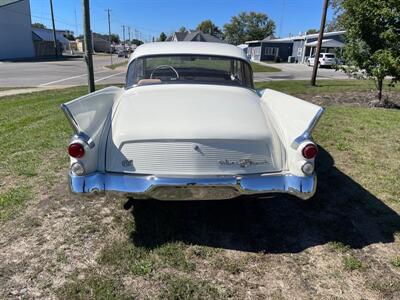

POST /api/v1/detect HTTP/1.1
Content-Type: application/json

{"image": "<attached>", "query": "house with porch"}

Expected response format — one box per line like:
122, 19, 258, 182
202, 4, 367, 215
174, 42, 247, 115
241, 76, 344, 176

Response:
246, 31, 345, 63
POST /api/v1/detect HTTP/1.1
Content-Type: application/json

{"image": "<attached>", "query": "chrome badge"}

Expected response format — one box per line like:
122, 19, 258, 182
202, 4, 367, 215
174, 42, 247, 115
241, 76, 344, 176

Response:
121, 159, 133, 167
218, 159, 268, 168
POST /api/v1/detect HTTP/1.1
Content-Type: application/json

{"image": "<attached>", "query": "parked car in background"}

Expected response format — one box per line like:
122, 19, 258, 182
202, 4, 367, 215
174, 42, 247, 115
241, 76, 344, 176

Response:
61, 42, 323, 201
117, 49, 128, 58
307, 53, 337, 67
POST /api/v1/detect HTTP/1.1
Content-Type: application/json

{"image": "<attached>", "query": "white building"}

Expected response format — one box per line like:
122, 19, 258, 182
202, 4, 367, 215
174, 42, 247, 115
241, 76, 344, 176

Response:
0, 0, 35, 60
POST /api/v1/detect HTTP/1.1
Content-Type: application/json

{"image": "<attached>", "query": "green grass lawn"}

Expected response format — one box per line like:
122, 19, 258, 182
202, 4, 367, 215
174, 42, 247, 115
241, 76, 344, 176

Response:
1, 82, 399, 299
251, 62, 281, 72
1, 83, 399, 220
105, 61, 128, 69
0, 87, 32, 92
255, 79, 400, 95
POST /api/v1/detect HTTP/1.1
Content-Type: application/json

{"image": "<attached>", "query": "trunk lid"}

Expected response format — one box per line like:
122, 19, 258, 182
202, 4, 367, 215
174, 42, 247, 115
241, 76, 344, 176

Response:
106, 84, 285, 175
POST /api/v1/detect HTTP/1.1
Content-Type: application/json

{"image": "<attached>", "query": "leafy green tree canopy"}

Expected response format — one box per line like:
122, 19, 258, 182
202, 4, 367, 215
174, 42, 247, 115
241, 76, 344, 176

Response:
130, 39, 143, 46
63, 33, 75, 41
196, 20, 221, 36
223, 12, 275, 45
110, 34, 120, 44
306, 29, 319, 35
32, 22, 47, 29
158, 32, 167, 42
337, 0, 400, 104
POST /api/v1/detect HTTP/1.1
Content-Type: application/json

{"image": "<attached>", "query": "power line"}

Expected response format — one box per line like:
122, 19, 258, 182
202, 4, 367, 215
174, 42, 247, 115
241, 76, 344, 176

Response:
3, 6, 79, 28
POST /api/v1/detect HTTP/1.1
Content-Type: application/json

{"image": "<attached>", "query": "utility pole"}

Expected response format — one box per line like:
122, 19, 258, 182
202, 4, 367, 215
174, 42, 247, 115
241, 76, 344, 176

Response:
49, 0, 58, 57
122, 25, 125, 47
128, 26, 131, 44
106, 9, 113, 65
311, 0, 329, 86
83, 0, 95, 92
74, 8, 78, 37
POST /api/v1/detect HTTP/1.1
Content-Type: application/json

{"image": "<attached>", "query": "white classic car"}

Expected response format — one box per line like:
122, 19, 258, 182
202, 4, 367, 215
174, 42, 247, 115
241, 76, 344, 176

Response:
61, 42, 323, 200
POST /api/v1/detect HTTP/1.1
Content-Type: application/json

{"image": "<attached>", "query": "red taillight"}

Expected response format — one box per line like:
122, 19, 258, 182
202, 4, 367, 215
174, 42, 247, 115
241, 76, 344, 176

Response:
68, 143, 85, 158
302, 144, 318, 159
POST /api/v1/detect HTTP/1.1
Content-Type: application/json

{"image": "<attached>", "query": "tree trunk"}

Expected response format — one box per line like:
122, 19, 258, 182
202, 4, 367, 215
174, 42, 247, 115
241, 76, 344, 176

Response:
377, 78, 383, 102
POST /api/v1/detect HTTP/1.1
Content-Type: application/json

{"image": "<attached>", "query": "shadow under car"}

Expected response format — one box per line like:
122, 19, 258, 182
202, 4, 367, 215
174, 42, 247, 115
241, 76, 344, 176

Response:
127, 147, 400, 253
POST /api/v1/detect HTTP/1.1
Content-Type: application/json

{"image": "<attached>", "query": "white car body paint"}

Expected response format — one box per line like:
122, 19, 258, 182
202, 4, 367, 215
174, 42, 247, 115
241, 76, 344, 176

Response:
61, 42, 323, 200
130, 41, 249, 62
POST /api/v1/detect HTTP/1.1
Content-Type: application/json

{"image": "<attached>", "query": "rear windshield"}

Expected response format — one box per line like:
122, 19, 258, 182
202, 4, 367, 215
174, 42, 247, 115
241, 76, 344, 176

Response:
126, 55, 254, 89
325, 54, 335, 58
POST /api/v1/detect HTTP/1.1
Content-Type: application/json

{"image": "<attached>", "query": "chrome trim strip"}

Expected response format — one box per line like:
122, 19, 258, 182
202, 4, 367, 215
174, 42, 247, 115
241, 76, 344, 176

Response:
75, 132, 95, 149
61, 104, 79, 134
61, 104, 95, 148
291, 107, 325, 149
69, 172, 317, 200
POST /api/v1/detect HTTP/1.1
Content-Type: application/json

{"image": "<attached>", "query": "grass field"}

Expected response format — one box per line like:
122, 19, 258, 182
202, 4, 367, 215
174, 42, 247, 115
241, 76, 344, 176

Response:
105, 61, 128, 69
251, 62, 281, 73
0, 83, 399, 299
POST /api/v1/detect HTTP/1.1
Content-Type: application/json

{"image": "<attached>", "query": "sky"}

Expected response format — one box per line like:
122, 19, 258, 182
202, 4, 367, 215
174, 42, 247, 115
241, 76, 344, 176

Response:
29, 0, 335, 41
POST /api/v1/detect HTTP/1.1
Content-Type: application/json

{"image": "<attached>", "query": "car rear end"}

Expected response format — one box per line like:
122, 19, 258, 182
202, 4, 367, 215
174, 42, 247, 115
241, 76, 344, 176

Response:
320, 53, 337, 67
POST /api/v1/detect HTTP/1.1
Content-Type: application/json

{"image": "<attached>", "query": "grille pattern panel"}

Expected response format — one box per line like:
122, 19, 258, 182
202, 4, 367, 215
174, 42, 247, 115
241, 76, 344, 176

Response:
113, 140, 278, 175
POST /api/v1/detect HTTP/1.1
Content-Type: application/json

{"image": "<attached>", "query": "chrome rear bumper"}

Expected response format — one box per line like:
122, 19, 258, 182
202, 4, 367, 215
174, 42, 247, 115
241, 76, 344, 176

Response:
69, 172, 317, 200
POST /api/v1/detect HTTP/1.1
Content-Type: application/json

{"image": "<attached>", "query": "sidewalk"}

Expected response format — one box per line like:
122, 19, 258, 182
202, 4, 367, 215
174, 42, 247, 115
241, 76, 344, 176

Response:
0, 86, 73, 98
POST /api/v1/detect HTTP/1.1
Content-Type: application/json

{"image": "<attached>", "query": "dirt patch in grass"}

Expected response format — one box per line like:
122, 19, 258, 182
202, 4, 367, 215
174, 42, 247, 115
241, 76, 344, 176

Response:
295, 90, 400, 108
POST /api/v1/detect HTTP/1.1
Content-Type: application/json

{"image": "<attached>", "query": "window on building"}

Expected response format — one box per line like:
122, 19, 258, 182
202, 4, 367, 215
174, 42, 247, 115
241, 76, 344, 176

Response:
265, 47, 279, 56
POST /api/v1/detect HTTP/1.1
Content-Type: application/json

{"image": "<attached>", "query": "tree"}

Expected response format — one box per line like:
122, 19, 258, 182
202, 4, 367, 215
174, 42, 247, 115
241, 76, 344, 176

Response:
306, 29, 319, 35
158, 32, 167, 42
326, 1, 345, 32
110, 34, 120, 44
32, 22, 47, 29
336, 0, 400, 106
196, 20, 221, 36
131, 39, 143, 46
223, 12, 275, 45
63, 33, 75, 41
325, 16, 345, 32
178, 26, 187, 32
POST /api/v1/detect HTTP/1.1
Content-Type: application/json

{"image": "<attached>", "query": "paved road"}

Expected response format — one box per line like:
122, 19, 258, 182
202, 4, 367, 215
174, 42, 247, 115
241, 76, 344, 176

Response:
253, 62, 349, 82
0, 56, 349, 89
0, 55, 127, 88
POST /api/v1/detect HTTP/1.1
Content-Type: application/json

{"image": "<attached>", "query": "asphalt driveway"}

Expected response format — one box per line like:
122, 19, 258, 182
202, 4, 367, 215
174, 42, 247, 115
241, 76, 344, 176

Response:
253, 62, 349, 82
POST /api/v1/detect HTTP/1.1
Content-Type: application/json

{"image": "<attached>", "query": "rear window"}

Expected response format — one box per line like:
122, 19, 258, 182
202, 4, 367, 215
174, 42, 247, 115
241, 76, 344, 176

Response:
325, 54, 335, 58
126, 55, 254, 89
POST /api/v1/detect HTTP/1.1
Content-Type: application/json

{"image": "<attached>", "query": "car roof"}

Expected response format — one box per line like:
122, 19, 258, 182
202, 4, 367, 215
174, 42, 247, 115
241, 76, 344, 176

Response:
129, 42, 248, 62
